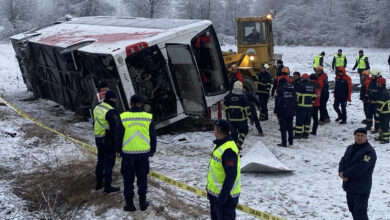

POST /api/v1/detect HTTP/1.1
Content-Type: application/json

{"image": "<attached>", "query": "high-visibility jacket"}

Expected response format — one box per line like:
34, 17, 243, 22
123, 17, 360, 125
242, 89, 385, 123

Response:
356, 55, 367, 69
334, 54, 346, 67
120, 111, 152, 154
93, 102, 114, 137
313, 55, 323, 68
206, 140, 241, 198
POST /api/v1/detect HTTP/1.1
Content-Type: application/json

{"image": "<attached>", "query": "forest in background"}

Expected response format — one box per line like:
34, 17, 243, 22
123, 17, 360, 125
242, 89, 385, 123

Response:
1, 0, 389, 47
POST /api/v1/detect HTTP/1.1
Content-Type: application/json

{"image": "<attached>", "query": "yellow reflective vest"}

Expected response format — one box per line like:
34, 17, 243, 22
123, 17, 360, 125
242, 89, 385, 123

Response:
206, 140, 241, 198
356, 55, 367, 69
120, 111, 152, 154
93, 102, 114, 137
334, 54, 346, 67
313, 55, 323, 68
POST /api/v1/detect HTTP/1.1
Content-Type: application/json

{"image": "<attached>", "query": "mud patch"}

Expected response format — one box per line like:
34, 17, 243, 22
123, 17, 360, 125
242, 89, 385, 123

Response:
21, 124, 55, 146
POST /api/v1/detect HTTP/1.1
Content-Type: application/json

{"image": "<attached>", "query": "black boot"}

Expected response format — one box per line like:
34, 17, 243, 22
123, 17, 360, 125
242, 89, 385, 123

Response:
96, 178, 103, 190
139, 194, 149, 211
124, 196, 136, 212
104, 183, 120, 194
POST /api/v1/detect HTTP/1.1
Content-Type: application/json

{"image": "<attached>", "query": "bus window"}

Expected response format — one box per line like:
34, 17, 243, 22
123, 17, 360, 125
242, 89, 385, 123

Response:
261, 22, 267, 44
238, 21, 260, 45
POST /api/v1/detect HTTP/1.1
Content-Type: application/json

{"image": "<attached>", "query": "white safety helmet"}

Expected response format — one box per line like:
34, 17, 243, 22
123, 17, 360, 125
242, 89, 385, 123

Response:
370, 68, 381, 77
263, 63, 270, 70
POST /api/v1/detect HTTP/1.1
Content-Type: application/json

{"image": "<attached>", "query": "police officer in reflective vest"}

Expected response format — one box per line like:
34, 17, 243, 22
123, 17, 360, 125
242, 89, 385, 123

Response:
294, 74, 316, 139
93, 90, 120, 193
313, 51, 325, 72
207, 119, 240, 220
353, 50, 370, 85
375, 77, 390, 144
332, 49, 347, 72
115, 95, 156, 212
224, 81, 250, 150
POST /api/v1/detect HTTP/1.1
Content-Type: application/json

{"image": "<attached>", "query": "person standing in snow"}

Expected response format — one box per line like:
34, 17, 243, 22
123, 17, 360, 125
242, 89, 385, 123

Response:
224, 81, 250, 150
333, 67, 352, 124
115, 95, 156, 212
310, 73, 321, 135
207, 119, 240, 220
365, 69, 382, 133
93, 90, 120, 193
315, 66, 331, 124
332, 49, 347, 72
313, 51, 325, 72
271, 60, 284, 96
360, 70, 371, 125
339, 128, 376, 220
375, 77, 390, 144
255, 64, 272, 121
352, 50, 370, 85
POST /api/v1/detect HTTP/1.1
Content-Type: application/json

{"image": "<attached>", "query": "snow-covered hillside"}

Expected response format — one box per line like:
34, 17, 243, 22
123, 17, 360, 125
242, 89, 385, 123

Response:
1, 43, 390, 219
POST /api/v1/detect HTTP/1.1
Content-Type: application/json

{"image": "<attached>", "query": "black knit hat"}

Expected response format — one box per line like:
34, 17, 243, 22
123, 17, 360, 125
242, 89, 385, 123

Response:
99, 81, 108, 89
354, 128, 367, 135
130, 94, 144, 105
104, 90, 116, 100
277, 60, 283, 64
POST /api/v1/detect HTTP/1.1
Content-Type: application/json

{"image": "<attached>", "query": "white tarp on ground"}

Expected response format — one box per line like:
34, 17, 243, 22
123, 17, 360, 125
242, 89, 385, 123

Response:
241, 141, 294, 173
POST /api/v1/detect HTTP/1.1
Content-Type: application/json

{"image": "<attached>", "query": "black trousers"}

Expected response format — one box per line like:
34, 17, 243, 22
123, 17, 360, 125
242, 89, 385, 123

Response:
249, 104, 263, 134
358, 69, 365, 85
208, 193, 238, 220
257, 94, 269, 120
295, 107, 313, 136
363, 101, 369, 119
366, 103, 379, 129
379, 114, 390, 142
333, 98, 347, 121
319, 95, 330, 121
346, 192, 369, 220
279, 116, 294, 145
121, 156, 150, 199
230, 121, 248, 147
95, 137, 116, 185
311, 106, 319, 134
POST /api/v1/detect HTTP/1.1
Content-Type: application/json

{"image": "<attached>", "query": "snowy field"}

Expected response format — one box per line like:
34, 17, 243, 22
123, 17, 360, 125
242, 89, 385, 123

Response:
1, 42, 390, 219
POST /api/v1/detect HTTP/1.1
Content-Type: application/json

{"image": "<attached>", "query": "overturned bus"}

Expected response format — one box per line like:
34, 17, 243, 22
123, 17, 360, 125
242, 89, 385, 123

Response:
10, 16, 229, 128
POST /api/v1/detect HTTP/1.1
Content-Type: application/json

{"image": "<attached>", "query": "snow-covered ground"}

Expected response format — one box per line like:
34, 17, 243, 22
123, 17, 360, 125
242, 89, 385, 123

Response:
1, 42, 390, 219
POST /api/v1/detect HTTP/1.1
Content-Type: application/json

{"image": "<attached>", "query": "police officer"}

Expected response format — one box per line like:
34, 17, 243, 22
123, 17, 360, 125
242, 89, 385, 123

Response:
274, 78, 296, 147
375, 77, 390, 144
333, 67, 352, 124
332, 49, 347, 72
366, 69, 381, 133
313, 51, 325, 71
255, 64, 272, 121
316, 66, 331, 124
115, 95, 156, 212
352, 50, 370, 85
339, 128, 376, 220
224, 81, 250, 150
207, 119, 240, 220
93, 90, 120, 193
294, 74, 316, 139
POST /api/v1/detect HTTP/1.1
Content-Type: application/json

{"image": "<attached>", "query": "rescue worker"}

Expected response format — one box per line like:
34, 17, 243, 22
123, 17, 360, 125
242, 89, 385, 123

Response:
310, 73, 321, 135
93, 90, 120, 193
360, 70, 371, 124
332, 49, 347, 72
229, 64, 244, 91
245, 89, 263, 136
375, 77, 390, 144
292, 71, 301, 89
255, 64, 272, 121
224, 81, 250, 150
271, 60, 284, 96
366, 69, 382, 133
115, 95, 157, 212
274, 78, 296, 147
316, 66, 331, 124
339, 128, 376, 220
294, 74, 316, 139
276, 67, 292, 89
207, 119, 240, 220
333, 67, 352, 124
352, 50, 370, 85
313, 51, 325, 71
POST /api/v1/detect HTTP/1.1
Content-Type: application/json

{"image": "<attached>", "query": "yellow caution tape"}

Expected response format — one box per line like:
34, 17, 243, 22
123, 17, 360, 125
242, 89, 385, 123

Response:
0, 95, 285, 220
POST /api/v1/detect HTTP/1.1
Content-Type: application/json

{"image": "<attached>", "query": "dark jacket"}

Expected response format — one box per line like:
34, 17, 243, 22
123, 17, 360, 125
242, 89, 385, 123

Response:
388, 55, 390, 66
271, 65, 284, 96
210, 135, 239, 204
376, 86, 390, 115
274, 83, 296, 118
292, 78, 301, 89
295, 79, 315, 108
353, 55, 370, 70
367, 78, 380, 102
339, 141, 376, 194
115, 107, 157, 159
224, 92, 249, 122
334, 67, 352, 102
255, 71, 272, 96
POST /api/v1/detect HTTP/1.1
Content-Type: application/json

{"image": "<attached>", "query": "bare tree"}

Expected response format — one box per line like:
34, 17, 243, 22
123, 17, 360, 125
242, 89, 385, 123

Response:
122, 0, 166, 18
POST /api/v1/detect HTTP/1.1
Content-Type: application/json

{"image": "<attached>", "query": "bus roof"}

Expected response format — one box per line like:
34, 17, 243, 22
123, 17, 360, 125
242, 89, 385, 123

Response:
11, 16, 211, 54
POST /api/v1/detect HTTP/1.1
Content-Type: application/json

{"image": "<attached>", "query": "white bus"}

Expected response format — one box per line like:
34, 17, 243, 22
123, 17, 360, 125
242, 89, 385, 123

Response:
11, 16, 229, 128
